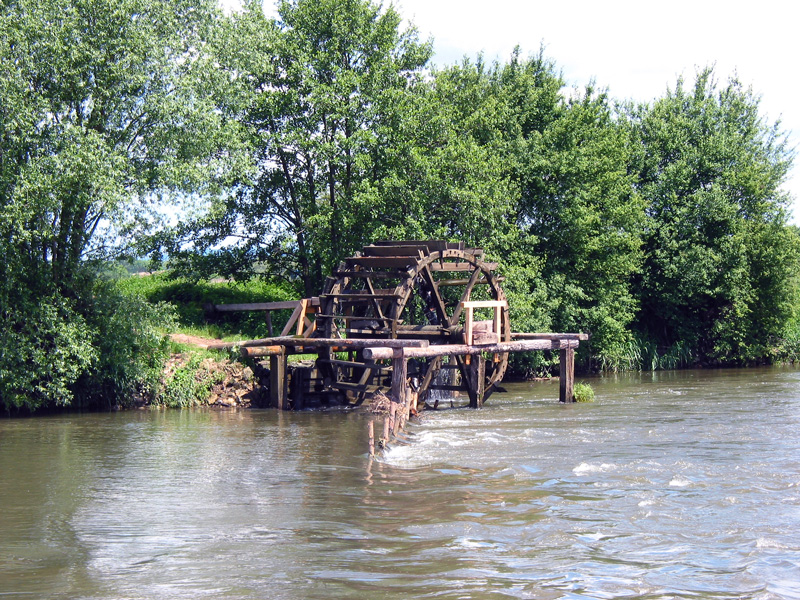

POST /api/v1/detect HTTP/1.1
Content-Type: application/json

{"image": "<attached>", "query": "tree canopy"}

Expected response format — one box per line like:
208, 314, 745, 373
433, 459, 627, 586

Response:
2, 0, 798, 410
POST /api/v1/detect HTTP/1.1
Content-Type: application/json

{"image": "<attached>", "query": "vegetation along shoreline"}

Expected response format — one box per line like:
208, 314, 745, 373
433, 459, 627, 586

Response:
2, 0, 798, 414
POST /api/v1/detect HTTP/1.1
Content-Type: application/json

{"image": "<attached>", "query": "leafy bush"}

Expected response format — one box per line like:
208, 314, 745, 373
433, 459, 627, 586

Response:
0, 295, 96, 410
573, 382, 595, 403
72, 279, 176, 409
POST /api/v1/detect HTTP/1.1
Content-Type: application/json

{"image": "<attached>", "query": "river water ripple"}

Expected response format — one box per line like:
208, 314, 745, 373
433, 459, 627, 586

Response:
1, 367, 799, 599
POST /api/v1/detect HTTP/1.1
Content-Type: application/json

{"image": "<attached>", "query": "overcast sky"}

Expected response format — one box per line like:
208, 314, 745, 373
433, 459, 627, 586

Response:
252, 0, 799, 222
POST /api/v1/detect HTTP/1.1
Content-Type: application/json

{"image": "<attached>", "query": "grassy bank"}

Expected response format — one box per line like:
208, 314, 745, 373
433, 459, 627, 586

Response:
117, 273, 298, 342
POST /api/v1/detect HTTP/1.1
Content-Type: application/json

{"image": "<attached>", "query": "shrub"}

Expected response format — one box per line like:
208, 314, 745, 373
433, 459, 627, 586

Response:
573, 382, 595, 403
0, 295, 96, 410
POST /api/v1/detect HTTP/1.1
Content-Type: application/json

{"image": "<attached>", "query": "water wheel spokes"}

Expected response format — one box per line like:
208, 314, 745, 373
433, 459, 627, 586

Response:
315, 241, 510, 407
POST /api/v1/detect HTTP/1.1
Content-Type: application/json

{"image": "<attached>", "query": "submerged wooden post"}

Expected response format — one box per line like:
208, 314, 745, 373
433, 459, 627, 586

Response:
368, 420, 375, 458
468, 355, 486, 408
559, 346, 575, 403
270, 348, 288, 410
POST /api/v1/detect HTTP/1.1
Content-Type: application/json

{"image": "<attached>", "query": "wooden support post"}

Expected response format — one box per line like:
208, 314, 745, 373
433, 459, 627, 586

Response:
389, 401, 397, 435
390, 348, 407, 404
368, 420, 375, 458
289, 366, 308, 411
468, 355, 485, 408
266, 312, 274, 337
269, 348, 288, 410
560, 346, 575, 403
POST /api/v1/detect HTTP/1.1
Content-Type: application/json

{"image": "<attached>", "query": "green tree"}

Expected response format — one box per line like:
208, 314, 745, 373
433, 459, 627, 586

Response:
0, 0, 232, 410
167, 0, 432, 296
631, 68, 797, 363
518, 86, 644, 365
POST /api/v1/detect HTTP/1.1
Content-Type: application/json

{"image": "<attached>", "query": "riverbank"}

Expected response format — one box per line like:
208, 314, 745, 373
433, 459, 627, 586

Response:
151, 334, 267, 409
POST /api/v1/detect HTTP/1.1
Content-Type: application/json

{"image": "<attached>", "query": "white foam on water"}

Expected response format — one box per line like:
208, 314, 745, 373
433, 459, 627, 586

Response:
756, 537, 790, 550
573, 462, 617, 475
669, 476, 692, 487
451, 537, 498, 550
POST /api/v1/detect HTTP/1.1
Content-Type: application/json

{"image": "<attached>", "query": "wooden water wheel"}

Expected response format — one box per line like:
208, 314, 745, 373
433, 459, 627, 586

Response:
313, 241, 510, 408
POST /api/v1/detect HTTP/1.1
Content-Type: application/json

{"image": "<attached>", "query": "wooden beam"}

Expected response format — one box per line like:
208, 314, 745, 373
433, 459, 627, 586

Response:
205, 336, 430, 350
512, 332, 589, 341
240, 345, 284, 357
212, 299, 319, 312
390, 349, 407, 404
363, 338, 579, 360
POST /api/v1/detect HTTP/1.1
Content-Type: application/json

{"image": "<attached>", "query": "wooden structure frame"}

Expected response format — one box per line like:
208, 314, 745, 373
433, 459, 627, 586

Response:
208, 241, 587, 412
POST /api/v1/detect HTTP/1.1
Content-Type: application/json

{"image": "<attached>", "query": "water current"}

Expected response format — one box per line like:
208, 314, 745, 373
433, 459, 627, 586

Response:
1, 366, 799, 599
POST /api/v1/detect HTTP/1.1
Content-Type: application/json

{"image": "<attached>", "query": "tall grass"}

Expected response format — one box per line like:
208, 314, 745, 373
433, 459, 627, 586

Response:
600, 337, 695, 372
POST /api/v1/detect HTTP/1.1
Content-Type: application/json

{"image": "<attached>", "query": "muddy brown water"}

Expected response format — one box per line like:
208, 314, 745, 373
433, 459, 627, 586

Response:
1, 366, 799, 599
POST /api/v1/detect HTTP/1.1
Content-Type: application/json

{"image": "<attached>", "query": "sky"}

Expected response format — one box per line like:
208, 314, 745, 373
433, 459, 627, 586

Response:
250, 0, 800, 222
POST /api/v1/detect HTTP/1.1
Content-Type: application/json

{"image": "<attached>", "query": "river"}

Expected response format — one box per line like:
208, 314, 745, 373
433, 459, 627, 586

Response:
1, 367, 799, 599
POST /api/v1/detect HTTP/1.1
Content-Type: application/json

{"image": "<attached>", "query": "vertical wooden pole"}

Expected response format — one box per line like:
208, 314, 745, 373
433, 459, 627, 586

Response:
269, 348, 288, 410
289, 366, 307, 411
469, 355, 485, 408
368, 420, 375, 458
391, 349, 407, 404
266, 311, 274, 337
560, 346, 575, 403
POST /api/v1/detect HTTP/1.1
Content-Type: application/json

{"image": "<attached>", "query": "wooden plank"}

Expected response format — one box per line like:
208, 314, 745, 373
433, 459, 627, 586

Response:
315, 314, 394, 322
345, 256, 417, 269
437, 277, 501, 286
295, 299, 309, 336
238, 336, 429, 349
371, 240, 463, 252
364, 339, 579, 360
512, 332, 589, 341
362, 244, 430, 257
332, 270, 397, 279
461, 300, 507, 309
560, 346, 575, 403
430, 262, 498, 272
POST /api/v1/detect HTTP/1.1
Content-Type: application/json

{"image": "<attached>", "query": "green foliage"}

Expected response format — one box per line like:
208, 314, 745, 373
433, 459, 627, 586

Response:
631, 69, 798, 365
0, 0, 240, 411
0, 274, 174, 412
73, 280, 176, 408
117, 273, 296, 338
3, 0, 799, 413
158, 0, 434, 295
0, 295, 96, 410
154, 353, 223, 408
573, 382, 595, 403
